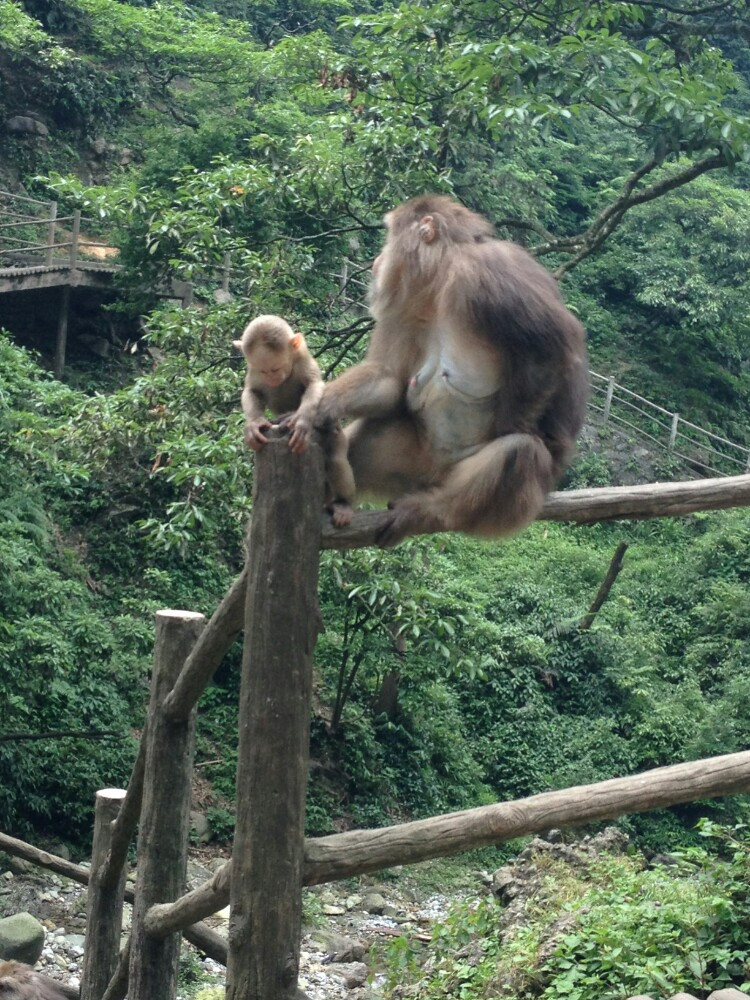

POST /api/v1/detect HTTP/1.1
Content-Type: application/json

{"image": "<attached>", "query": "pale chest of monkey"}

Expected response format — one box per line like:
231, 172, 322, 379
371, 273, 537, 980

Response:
406, 327, 501, 461
260, 378, 305, 416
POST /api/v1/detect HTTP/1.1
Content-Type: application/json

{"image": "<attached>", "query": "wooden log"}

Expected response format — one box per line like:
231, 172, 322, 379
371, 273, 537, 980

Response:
304, 749, 750, 882
226, 429, 324, 1000
80, 788, 128, 1000
579, 541, 628, 631
320, 474, 750, 549
163, 565, 248, 721
146, 862, 230, 939
144, 749, 750, 932
100, 736, 146, 889
128, 609, 205, 1000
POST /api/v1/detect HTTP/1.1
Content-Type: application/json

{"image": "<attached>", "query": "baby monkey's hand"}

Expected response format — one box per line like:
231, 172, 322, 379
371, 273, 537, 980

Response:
245, 417, 272, 451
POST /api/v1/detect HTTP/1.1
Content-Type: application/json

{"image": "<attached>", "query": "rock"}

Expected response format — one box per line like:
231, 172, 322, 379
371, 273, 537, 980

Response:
491, 867, 515, 899
6, 116, 49, 137
650, 853, 680, 868
343, 962, 368, 988
544, 828, 563, 842
309, 929, 365, 961
185, 859, 212, 890
0, 912, 46, 963
588, 827, 629, 854
361, 893, 387, 915
78, 334, 111, 359
190, 810, 213, 844
89, 137, 107, 156
707, 991, 750, 1000
668, 993, 700, 1000
624, 995, 656, 1000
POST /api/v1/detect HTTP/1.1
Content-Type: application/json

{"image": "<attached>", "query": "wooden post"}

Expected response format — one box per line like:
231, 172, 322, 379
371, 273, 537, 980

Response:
69, 209, 81, 267
81, 789, 128, 1000
669, 412, 679, 449
226, 428, 325, 1000
45, 201, 57, 265
603, 374, 615, 423
222, 252, 231, 294
54, 284, 71, 380
128, 609, 205, 1000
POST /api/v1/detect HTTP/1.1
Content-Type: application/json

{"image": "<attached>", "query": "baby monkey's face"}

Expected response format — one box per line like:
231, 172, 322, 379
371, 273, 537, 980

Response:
249, 344, 294, 389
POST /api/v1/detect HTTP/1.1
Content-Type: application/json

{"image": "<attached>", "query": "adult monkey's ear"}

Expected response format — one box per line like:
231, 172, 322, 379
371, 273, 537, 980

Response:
290, 333, 303, 351
232, 339, 243, 351
418, 215, 437, 243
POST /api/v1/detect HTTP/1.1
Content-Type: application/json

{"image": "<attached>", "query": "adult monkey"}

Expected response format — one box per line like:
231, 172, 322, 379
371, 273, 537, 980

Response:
318, 195, 589, 547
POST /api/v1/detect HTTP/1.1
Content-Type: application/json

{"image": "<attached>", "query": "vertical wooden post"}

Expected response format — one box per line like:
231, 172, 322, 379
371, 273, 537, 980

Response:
222, 252, 231, 294
226, 429, 325, 1000
54, 285, 71, 380
81, 788, 128, 1000
69, 209, 81, 267
45, 201, 58, 265
603, 375, 616, 423
128, 610, 205, 1000
669, 412, 679, 450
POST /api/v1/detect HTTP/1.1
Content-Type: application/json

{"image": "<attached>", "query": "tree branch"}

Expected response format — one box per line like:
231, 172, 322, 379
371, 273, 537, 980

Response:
579, 541, 629, 631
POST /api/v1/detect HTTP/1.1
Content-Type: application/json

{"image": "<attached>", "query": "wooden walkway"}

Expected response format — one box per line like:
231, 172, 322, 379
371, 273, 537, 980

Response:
0, 189, 190, 375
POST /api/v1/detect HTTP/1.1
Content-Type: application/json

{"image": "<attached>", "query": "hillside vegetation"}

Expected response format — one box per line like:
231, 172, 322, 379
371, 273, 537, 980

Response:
0, 0, 749, 864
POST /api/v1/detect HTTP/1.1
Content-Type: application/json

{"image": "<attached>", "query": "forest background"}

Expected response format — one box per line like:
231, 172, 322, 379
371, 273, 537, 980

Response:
1, 3, 750, 990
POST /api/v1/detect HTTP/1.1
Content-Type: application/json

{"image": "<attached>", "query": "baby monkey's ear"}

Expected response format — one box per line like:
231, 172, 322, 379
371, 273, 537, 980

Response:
232, 339, 243, 351
290, 333, 303, 351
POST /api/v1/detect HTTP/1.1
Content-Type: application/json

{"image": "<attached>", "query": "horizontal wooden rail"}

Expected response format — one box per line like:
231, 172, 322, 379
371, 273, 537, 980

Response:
144, 749, 750, 935
321, 473, 750, 549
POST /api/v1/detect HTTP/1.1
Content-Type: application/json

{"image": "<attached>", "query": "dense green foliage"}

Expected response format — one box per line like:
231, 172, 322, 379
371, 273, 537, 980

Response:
0, 0, 749, 873
383, 820, 750, 1000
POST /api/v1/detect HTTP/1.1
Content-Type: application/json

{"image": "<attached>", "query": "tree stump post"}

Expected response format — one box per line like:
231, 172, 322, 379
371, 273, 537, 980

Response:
128, 609, 205, 1000
225, 428, 325, 1000
80, 788, 128, 1000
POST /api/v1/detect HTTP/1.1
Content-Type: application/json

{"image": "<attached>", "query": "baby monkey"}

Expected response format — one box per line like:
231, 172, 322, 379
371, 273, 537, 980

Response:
234, 315, 355, 527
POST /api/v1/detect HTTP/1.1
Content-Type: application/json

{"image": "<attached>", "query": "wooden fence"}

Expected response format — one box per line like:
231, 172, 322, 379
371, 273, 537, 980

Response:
590, 369, 750, 477
1, 451, 750, 1000
0, 191, 114, 269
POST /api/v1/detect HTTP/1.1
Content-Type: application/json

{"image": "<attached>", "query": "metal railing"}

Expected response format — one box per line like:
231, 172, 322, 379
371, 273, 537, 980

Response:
590, 370, 750, 477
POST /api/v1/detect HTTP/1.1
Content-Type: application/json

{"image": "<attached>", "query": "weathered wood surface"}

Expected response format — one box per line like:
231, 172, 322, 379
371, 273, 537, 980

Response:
80, 789, 128, 1000
146, 862, 230, 938
304, 749, 750, 882
128, 609, 204, 1000
144, 750, 750, 932
163, 565, 248, 721
320, 474, 750, 549
100, 736, 147, 889
226, 429, 324, 1000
